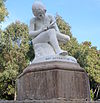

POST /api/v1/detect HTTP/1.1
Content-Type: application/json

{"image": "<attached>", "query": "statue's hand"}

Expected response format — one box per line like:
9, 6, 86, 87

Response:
48, 25, 55, 29
41, 23, 55, 32
47, 23, 55, 30
41, 26, 48, 32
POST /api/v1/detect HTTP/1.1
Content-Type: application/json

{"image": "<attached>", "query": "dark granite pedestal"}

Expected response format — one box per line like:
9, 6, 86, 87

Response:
17, 61, 91, 102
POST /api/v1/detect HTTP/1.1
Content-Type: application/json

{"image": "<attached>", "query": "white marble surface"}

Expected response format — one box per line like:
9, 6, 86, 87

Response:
32, 55, 77, 64
32, 43, 77, 63
29, 1, 77, 63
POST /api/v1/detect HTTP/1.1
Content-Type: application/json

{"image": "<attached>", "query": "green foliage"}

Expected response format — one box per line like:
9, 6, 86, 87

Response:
90, 89, 94, 101
0, 21, 34, 99
3, 21, 30, 72
0, 0, 8, 23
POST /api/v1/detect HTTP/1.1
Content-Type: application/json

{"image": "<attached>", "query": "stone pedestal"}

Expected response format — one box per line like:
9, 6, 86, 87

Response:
17, 61, 90, 101
0, 100, 99, 103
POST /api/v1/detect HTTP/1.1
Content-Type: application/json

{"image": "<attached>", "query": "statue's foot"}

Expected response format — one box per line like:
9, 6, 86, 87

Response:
57, 50, 68, 56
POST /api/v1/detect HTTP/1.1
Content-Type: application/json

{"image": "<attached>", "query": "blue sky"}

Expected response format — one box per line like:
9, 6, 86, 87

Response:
1, 0, 100, 49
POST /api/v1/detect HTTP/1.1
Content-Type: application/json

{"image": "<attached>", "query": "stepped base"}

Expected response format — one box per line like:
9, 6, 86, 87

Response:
17, 61, 90, 101
0, 100, 99, 103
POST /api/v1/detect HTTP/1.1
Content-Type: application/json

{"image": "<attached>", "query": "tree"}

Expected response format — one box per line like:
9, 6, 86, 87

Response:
0, 21, 33, 99
0, 0, 8, 23
81, 42, 100, 100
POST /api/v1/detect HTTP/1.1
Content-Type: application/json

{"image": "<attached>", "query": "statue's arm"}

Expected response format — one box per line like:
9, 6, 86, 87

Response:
29, 18, 44, 38
49, 15, 60, 32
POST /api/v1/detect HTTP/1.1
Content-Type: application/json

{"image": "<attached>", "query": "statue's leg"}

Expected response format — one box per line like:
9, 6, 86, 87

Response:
56, 32, 70, 43
32, 29, 68, 55
47, 29, 62, 54
32, 31, 50, 45
47, 29, 68, 55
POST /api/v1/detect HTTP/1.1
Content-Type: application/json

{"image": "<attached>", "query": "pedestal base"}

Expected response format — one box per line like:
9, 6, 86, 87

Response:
17, 61, 90, 101
0, 100, 99, 103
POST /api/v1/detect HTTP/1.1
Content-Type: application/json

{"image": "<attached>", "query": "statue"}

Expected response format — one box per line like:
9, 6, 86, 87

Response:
29, 1, 77, 63
17, 2, 91, 102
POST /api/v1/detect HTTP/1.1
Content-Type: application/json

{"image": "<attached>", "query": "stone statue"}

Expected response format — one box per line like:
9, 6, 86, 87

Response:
29, 1, 77, 63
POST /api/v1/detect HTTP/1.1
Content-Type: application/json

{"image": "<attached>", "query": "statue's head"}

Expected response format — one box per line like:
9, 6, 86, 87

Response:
32, 1, 46, 19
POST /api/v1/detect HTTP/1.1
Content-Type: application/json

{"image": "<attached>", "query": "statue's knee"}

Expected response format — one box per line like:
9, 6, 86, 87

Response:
47, 29, 56, 38
48, 28, 55, 33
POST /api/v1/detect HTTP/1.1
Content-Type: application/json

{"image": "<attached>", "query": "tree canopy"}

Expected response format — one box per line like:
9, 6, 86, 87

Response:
0, 21, 32, 99
0, 0, 8, 23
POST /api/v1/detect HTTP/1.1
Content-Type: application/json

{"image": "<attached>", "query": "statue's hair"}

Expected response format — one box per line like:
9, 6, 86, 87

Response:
32, 1, 46, 13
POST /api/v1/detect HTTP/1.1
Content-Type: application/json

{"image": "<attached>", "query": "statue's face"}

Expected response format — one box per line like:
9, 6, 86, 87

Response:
33, 9, 46, 20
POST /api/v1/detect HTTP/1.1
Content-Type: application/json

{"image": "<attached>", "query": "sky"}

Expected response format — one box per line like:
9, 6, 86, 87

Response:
1, 0, 100, 49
